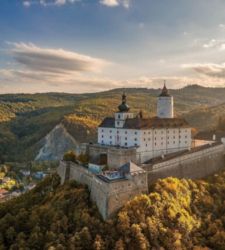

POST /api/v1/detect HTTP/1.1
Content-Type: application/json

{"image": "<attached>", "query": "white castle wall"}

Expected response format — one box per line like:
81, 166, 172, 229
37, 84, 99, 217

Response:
97, 127, 192, 165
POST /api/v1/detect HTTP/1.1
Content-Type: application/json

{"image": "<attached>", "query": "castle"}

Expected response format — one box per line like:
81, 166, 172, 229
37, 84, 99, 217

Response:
57, 83, 225, 220
97, 83, 192, 165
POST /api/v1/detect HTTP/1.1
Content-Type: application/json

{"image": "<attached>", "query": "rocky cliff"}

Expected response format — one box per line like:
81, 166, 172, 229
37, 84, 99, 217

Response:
35, 124, 79, 161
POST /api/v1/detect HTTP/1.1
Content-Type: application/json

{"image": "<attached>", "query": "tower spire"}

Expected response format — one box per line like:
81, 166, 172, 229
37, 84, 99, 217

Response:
159, 80, 170, 97
118, 91, 130, 112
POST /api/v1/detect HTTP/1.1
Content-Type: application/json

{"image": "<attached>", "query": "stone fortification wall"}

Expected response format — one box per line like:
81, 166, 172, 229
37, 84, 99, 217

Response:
106, 172, 148, 216
143, 143, 225, 186
107, 147, 137, 168
57, 161, 148, 219
88, 144, 137, 169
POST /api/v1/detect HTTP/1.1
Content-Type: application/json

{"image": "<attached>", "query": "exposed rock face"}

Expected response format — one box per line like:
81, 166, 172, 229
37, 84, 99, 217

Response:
35, 124, 79, 161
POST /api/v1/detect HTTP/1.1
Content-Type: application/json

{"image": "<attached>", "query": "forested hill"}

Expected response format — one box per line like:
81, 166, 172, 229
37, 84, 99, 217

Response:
1, 85, 225, 162
0, 170, 225, 249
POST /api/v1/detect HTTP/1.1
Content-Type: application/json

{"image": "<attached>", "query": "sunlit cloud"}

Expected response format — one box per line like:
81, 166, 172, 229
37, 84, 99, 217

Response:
9, 42, 108, 73
0, 42, 111, 93
202, 39, 225, 50
182, 62, 225, 79
100, 0, 130, 8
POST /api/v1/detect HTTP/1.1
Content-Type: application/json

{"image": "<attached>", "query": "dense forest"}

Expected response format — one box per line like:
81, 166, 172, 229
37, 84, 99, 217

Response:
1, 170, 225, 249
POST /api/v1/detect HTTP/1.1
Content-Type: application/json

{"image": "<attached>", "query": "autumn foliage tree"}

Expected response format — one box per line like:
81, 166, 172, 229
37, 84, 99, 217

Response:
1, 171, 225, 249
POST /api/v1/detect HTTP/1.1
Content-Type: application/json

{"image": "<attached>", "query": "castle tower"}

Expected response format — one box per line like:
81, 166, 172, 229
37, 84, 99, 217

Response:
115, 92, 133, 129
157, 82, 174, 118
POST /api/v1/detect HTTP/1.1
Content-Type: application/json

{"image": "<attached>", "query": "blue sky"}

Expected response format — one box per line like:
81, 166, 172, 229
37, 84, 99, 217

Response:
1, 0, 225, 93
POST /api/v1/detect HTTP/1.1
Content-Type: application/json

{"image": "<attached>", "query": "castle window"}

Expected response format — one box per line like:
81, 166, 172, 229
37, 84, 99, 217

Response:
185, 141, 187, 144
161, 137, 163, 140
102, 129, 104, 132
148, 131, 151, 134
173, 141, 175, 144
101, 140, 104, 144
144, 132, 146, 134
173, 136, 175, 139
135, 131, 137, 135
155, 131, 157, 134
102, 135, 104, 138
117, 130, 119, 134
155, 137, 156, 140
135, 143, 138, 146
148, 138, 151, 141
161, 142, 163, 145
110, 136, 112, 139
134, 138, 137, 141
144, 138, 146, 141
110, 130, 112, 133
167, 142, 169, 144
146, 144, 148, 147
155, 143, 157, 146
167, 137, 169, 139
125, 142, 127, 146
125, 137, 127, 140
118, 114, 121, 119
125, 131, 127, 134
110, 141, 112, 145
117, 122, 119, 126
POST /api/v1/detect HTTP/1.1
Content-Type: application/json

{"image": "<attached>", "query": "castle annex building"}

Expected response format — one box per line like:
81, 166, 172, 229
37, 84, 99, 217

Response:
97, 83, 192, 164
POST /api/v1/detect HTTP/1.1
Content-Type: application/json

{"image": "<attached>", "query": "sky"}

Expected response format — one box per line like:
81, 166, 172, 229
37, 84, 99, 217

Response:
1, 0, 225, 93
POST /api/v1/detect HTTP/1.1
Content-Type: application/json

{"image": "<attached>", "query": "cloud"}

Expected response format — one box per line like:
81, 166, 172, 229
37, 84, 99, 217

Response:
0, 42, 111, 92
183, 62, 225, 79
23, 1, 31, 7
202, 39, 225, 50
9, 42, 107, 74
100, 0, 130, 8
219, 24, 225, 29
23, 0, 79, 7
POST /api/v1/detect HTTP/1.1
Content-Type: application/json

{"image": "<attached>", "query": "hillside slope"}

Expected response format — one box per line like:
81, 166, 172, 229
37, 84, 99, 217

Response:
1, 85, 225, 162
1, 170, 225, 249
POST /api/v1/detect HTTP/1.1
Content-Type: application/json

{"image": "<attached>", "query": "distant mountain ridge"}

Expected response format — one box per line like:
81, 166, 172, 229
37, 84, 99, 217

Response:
0, 85, 225, 162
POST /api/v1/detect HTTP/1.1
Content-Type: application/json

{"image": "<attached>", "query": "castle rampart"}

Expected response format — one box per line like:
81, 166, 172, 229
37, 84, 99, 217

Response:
57, 161, 148, 219
142, 142, 225, 186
